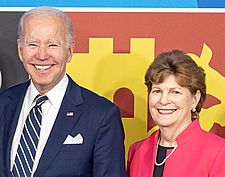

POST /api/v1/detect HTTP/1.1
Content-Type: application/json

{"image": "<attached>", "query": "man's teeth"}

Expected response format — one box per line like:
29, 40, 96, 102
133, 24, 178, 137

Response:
158, 109, 176, 114
35, 65, 51, 70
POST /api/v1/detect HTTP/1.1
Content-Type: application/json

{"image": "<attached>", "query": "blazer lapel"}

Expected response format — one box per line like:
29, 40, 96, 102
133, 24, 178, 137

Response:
146, 132, 158, 177
34, 77, 83, 177
133, 132, 158, 177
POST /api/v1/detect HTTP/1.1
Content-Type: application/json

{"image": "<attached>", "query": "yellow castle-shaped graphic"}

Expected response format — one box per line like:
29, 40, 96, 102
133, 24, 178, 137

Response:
67, 38, 225, 155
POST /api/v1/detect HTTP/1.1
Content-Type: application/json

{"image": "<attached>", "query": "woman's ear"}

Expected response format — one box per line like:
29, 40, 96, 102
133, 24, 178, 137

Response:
193, 90, 201, 109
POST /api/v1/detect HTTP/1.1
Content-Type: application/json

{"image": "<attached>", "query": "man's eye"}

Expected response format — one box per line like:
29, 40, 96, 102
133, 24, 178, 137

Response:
49, 44, 59, 47
28, 43, 37, 47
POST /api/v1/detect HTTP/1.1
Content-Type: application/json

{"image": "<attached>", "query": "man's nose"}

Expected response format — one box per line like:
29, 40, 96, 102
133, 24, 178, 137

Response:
37, 45, 48, 60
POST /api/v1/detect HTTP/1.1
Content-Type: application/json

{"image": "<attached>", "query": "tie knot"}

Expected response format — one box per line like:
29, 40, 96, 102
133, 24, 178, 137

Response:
35, 95, 48, 107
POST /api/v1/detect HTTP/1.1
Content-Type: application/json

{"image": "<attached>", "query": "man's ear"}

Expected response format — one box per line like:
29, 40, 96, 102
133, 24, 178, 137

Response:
67, 41, 75, 63
17, 40, 23, 62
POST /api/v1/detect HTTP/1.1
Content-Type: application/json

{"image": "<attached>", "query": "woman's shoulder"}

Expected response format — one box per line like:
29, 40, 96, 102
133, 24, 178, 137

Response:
189, 120, 225, 147
197, 128, 225, 152
129, 130, 158, 152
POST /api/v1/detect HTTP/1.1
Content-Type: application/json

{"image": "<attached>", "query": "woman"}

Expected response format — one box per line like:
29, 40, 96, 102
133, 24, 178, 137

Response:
127, 50, 225, 177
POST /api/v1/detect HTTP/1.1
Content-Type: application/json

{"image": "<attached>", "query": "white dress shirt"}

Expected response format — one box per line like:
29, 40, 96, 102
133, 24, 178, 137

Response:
11, 74, 68, 176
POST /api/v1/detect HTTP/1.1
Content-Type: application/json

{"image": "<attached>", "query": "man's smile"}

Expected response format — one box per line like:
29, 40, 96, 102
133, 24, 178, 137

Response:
34, 64, 53, 70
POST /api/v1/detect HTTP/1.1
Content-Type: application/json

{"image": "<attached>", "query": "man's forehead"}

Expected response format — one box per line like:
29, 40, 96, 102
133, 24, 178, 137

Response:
23, 15, 66, 32
24, 14, 65, 25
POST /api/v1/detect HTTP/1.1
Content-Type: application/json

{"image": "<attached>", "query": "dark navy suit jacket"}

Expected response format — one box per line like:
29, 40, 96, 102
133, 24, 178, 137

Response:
0, 75, 126, 177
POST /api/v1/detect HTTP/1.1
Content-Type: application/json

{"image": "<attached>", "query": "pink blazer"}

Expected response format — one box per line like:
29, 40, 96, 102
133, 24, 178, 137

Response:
127, 120, 225, 177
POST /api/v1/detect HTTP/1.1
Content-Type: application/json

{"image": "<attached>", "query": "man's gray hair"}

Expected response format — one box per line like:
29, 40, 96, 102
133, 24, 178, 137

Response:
17, 6, 74, 46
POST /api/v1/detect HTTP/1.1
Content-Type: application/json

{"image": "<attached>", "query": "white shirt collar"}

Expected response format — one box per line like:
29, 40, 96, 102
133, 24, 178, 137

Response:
27, 74, 69, 110
45, 75, 68, 110
27, 82, 40, 109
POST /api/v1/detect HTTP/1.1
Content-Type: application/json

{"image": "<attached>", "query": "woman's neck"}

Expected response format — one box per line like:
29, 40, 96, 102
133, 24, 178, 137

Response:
159, 119, 192, 147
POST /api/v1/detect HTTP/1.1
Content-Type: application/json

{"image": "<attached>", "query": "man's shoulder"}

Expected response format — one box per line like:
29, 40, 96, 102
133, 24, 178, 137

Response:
65, 77, 121, 121
0, 81, 28, 115
80, 85, 116, 109
0, 80, 29, 100
68, 76, 116, 109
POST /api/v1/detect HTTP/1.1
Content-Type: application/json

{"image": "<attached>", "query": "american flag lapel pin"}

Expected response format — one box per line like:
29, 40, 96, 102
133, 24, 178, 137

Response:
67, 112, 74, 117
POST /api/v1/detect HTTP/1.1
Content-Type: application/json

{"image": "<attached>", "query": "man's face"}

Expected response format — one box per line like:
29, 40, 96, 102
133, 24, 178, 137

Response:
18, 14, 73, 94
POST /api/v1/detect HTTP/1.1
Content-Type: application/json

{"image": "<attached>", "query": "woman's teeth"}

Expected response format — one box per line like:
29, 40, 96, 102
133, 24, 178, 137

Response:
158, 109, 176, 114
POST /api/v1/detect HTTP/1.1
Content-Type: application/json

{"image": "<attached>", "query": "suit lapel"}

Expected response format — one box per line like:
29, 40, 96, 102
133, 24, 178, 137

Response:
5, 98, 24, 173
34, 77, 83, 177
3, 81, 30, 176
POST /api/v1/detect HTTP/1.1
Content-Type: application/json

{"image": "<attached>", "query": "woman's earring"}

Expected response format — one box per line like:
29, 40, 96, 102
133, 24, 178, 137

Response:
192, 108, 196, 112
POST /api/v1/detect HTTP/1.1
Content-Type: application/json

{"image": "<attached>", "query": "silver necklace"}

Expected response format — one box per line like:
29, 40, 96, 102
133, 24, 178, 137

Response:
154, 139, 178, 166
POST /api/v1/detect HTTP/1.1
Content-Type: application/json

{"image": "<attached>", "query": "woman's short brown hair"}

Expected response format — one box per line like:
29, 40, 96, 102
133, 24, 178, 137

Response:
145, 50, 206, 118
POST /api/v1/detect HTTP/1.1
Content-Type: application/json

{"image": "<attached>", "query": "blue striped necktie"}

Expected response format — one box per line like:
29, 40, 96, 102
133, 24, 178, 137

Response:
12, 95, 48, 177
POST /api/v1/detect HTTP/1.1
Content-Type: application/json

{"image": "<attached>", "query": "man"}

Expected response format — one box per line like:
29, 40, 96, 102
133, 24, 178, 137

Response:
0, 7, 125, 177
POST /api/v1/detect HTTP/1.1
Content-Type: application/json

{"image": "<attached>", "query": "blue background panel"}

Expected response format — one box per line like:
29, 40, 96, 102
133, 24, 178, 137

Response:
197, 0, 225, 8
0, 0, 198, 8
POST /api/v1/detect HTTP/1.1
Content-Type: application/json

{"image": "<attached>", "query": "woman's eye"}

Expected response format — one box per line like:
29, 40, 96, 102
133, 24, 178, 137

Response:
173, 90, 180, 94
152, 89, 161, 93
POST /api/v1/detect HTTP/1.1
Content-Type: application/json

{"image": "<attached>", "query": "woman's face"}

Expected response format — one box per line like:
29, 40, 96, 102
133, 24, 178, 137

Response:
149, 74, 200, 129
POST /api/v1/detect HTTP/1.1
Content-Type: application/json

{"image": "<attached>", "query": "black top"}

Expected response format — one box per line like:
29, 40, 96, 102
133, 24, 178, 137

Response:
153, 145, 174, 177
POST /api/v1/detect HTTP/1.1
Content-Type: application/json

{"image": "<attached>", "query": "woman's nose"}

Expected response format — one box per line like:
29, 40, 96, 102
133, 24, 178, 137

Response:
159, 93, 171, 105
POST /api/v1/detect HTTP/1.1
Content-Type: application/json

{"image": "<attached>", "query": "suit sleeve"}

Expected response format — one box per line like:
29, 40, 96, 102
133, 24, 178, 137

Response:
0, 112, 5, 177
209, 144, 225, 177
93, 105, 126, 177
